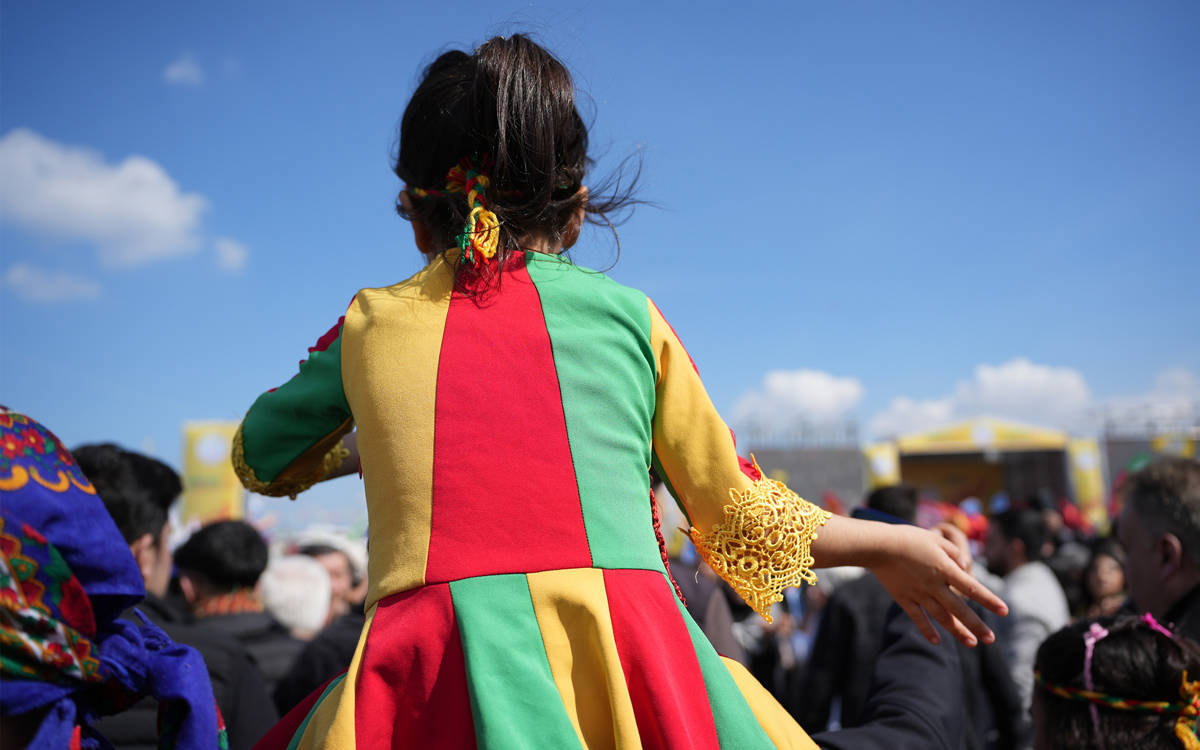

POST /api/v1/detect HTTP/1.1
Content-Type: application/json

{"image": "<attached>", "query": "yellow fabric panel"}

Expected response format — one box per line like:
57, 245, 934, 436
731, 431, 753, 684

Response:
527, 568, 641, 750
340, 258, 454, 608
647, 300, 754, 535
721, 657, 818, 750
294, 606, 376, 750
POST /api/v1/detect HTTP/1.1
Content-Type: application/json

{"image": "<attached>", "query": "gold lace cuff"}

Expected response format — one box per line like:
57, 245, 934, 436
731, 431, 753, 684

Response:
689, 458, 831, 622
232, 422, 351, 500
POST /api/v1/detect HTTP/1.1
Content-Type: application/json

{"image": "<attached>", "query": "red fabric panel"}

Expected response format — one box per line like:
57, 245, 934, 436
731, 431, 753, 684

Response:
603, 569, 720, 750
251, 676, 337, 750
730, 429, 763, 481
309, 316, 345, 355
355, 585, 476, 750
425, 260, 591, 582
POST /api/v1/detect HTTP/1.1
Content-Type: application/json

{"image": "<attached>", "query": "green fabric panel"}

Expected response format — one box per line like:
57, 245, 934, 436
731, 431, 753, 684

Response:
671, 579, 775, 750
449, 574, 583, 750
525, 254, 664, 572
286, 673, 345, 750
242, 329, 351, 481
651, 450, 693, 528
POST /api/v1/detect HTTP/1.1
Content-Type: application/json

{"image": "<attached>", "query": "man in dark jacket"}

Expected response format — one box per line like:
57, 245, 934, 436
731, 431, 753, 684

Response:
812, 602, 966, 750
1118, 457, 1200, 641
799, 485, 1022, 749
175, 520, 304, 692
74, 443, 278, 750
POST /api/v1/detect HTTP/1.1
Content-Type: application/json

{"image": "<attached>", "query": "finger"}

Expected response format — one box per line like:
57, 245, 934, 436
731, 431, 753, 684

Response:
923, 597, 979, 647
897, 598, 941, 645
937, 525, 972, 571
937, 534, 972, 573
934, 586, 994, 646
946, 564, 1009, 618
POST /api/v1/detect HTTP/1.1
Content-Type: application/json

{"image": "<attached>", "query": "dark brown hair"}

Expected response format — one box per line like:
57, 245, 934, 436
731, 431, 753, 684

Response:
1126, 458, 1200, 565
1035, 614, 1200, 748
394, 34, 638, 291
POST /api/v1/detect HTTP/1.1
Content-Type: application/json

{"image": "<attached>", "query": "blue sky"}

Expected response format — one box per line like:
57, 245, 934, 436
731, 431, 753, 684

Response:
2, 2, 1197, 523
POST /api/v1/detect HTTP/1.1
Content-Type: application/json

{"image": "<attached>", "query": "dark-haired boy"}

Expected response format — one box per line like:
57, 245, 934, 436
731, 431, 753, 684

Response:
74, 444, 277, 750
174, 520, 304, 692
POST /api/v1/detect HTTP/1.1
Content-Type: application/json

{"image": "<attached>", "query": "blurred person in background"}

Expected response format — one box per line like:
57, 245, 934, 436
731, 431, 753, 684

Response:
271, 588, 367, 716
1033, 613, 1200, 749
297, 541, 363, 619
74, 442, 278, 749
1031, 489, 1091, 617
985, 508, 1070, 721
261, 555, 331, 640
273, 537, 371, 714
1, 410, 222, 749
174, 520, 303, 692
1081, 537, 1127, 619
801, 485, 1021, 748
1117, 457, 1200, 642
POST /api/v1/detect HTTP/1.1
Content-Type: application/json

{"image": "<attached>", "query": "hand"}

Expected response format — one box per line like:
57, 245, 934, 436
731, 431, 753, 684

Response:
933, 521, 972, 571
870, 525, 1007, 648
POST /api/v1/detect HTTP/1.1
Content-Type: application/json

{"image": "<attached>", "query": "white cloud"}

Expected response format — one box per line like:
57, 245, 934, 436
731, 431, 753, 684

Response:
953, 358, 1091, 427
164, 54, 204, 86
733, 369, 864, 433
1098, 368, 1200, 426
215, 237, 248, 272
0, 128, 207, 267
868, 358, 1091, 438
3, 263, 100, 302
867, 358, 1198, 439
866, 395, 956, 439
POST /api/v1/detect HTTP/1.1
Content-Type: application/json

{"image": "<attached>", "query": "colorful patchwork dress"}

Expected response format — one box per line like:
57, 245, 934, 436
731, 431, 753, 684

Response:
234, 251, 830, 749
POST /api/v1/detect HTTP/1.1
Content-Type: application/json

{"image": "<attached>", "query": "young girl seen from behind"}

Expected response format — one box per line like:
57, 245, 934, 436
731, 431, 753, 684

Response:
235, 34, 1006, 749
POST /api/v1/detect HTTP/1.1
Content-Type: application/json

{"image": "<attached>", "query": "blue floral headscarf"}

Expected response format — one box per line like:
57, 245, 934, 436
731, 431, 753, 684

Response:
0, 407, 225, 749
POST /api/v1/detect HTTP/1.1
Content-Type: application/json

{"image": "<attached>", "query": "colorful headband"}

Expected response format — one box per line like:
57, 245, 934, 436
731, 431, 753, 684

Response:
407, 156, 500, 267
1034, 615, 1200, 750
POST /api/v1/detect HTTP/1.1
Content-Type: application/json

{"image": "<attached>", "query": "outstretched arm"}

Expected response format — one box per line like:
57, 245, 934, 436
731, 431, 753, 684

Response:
233, 313, 355, 498
811, 515, 1007, 647
646, 298, 1004, 648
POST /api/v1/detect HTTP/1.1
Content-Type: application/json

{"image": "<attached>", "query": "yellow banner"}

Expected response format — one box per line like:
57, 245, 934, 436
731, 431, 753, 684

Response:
863, 442, 900, 488
1152, 434, 1196, 459
181, 421, 243, 525
1067, 438, 1107, 532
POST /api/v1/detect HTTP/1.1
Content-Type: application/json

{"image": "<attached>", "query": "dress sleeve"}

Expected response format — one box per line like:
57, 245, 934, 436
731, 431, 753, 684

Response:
647, 299, 830, 622
232, 313, 355, 498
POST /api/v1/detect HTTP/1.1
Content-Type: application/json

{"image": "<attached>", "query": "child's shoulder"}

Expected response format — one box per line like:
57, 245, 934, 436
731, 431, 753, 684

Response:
350, 256, 456, 310
525, 251, 649, 302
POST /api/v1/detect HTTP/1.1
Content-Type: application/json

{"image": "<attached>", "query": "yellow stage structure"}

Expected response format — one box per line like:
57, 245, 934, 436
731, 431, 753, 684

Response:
864, 417, 1107, 529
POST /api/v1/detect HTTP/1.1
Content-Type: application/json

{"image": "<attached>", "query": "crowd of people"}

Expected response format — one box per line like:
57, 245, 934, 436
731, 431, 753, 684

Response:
662, 457, 1200, 749
4, 32, 1199, 750
5, 404, 1199, 748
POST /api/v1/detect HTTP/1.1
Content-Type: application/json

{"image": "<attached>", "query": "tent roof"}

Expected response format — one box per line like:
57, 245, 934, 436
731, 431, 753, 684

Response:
895, 416, 1069, 455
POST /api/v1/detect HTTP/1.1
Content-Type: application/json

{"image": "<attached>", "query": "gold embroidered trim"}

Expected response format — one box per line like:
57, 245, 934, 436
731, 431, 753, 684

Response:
231, 423, 350, 500
322, 441, 351, 478
689, 457, 832, 623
